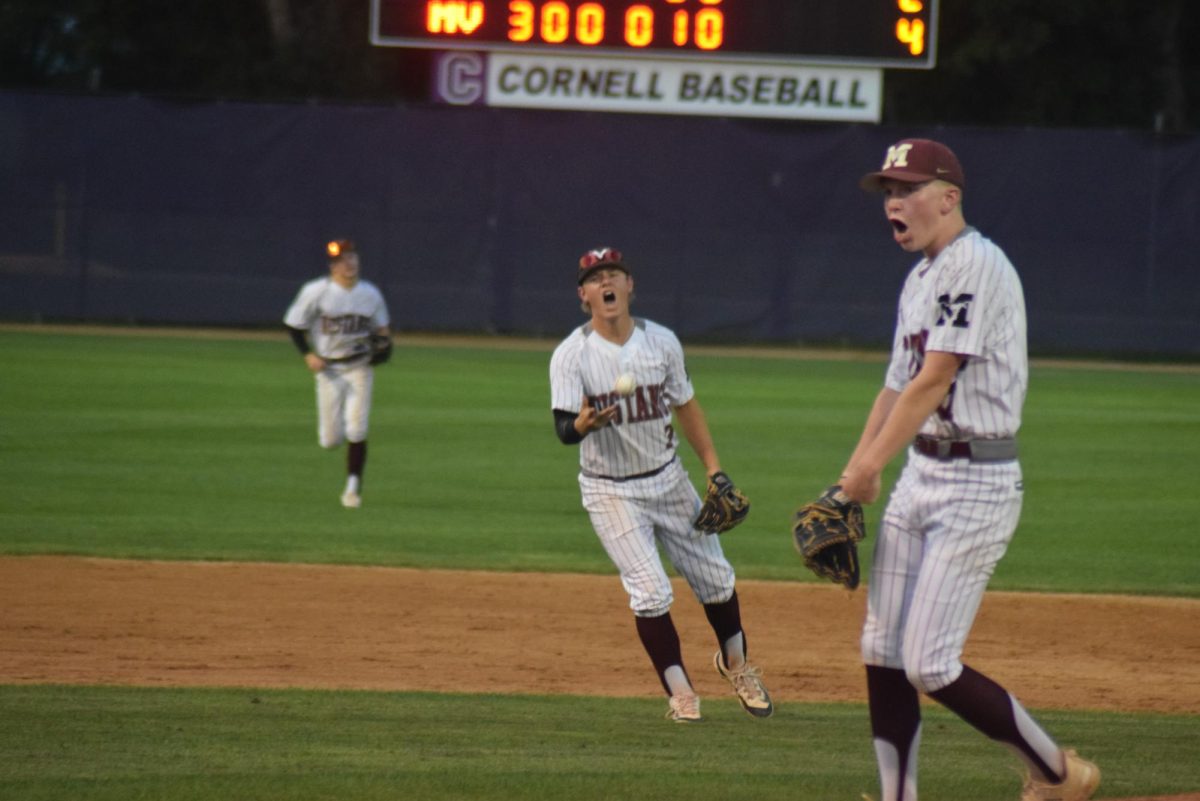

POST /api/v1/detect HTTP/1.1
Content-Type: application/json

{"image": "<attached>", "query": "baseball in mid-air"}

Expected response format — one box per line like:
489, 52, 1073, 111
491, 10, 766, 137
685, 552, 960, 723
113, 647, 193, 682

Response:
614, 373, 637, 397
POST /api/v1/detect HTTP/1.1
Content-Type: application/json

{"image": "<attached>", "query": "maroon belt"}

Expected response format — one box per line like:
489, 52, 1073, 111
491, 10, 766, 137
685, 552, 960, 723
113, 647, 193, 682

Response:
913, 435, 1018, 462
583, 458, 675, 482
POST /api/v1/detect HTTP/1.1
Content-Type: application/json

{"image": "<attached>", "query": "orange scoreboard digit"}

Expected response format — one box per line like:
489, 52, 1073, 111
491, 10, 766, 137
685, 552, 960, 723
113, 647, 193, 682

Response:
371, 0, 938, 69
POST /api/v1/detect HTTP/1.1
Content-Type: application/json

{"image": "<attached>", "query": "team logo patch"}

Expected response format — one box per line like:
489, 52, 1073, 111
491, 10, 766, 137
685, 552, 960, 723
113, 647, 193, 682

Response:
936, 293, 974, 328
881, 143, 914, 169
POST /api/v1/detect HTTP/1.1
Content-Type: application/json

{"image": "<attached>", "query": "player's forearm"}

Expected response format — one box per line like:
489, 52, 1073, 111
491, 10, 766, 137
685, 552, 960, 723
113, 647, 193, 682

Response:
843, 387, 898, 476
674, 400, 720, 476
856, 387, 942, 473
853, 361, 958, 475
553, 409, 584, 445
287, 325, 311, 355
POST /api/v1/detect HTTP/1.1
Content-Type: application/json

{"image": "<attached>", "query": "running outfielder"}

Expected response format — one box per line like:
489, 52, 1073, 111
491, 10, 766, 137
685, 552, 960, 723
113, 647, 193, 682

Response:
549, 247, 772, 723
836, 139, 1100, 801
284, 239, 391, 509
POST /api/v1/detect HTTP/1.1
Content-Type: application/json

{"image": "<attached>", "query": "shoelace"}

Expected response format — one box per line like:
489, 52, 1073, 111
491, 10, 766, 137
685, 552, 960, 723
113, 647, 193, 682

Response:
1018, 764, 1071, 801
1019, 775, 1047, 801
730, 665, 767, 701
670, 694, 700, 718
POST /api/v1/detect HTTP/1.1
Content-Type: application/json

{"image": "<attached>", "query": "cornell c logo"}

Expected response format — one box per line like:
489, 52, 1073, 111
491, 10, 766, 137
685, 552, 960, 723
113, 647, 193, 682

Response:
435, 52, 486, 105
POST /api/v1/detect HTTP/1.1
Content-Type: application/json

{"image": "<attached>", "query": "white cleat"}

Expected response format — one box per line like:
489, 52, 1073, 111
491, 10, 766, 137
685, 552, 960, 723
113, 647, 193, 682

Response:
1021, 749, 1101, 801
340, 490, 362, 509
665, 692, 702, 723
714, 651, 774, 718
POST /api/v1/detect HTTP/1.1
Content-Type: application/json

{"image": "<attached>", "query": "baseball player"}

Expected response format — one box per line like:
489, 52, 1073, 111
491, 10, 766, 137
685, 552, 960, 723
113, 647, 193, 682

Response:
549, 246, 772, 723
838, 139, 1100, 800
284, 239, 391, 509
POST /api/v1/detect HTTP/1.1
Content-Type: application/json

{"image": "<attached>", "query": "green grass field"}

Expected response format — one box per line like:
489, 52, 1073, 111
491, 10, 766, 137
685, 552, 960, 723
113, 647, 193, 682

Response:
1, 327, 1198, 800
1, 686, 1196, 801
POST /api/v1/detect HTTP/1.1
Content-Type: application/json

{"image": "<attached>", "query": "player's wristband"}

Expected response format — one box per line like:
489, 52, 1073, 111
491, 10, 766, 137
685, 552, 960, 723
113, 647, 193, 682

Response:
287, 326, 311, 355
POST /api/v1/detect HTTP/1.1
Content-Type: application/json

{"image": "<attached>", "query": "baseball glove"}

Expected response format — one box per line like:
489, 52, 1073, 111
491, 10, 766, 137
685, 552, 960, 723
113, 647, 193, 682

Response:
792, 485, 866, 590
694, 471, 750, 534
368, 333, 392, 365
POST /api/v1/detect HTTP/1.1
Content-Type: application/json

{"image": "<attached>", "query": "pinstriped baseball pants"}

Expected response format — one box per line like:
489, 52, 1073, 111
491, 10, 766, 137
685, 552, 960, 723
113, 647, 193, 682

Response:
315, 365, 373, 448
861, 449, 1023, 693
580, 462, 736, 617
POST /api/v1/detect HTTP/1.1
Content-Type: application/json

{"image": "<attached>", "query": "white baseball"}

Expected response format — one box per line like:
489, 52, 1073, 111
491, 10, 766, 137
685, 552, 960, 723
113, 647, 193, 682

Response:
614, 373, 637, 397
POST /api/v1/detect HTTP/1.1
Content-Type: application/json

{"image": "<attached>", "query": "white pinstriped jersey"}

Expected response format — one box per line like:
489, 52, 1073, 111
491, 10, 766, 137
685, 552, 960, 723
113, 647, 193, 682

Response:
884, 227, 1027, 440
284, 278, 389, 366
550, 319, 693, 479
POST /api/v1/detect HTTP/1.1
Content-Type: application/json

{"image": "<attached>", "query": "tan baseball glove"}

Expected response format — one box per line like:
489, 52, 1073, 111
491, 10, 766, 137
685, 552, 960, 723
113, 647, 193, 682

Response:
694, 471, 750, 534
792, 484, 866, 589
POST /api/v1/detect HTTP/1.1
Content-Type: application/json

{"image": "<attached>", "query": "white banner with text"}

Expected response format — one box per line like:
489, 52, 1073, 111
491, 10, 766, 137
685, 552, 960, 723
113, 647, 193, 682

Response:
433, 51, 882, 122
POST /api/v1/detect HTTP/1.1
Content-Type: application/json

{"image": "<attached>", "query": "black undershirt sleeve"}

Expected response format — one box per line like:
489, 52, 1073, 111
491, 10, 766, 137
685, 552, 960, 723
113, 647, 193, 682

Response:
553, 409, 584, 445
287, 326, 311, 355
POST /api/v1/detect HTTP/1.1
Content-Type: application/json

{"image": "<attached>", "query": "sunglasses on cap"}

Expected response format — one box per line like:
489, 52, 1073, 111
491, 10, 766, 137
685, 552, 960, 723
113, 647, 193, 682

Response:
579, 247, 623, 270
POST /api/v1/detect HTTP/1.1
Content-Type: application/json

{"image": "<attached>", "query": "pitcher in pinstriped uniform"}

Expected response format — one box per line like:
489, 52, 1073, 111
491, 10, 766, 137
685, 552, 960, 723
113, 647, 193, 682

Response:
549, 246, 773, 723
839, 140, 1100, 801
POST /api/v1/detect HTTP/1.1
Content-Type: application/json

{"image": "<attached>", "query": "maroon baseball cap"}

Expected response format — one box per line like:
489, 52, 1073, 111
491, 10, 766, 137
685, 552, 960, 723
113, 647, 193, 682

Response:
578, 246, 630, 284
860, 139, 966, 192
326, 239, 356, 260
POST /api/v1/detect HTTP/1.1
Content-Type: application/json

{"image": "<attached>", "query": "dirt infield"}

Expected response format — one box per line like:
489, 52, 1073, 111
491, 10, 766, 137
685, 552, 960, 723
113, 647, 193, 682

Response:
5, 556, 1199, 800
3, 556, 1198, 715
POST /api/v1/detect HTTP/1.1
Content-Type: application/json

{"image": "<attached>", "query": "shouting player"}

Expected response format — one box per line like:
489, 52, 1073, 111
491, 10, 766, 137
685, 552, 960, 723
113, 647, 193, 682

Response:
549, 247, 772, 723
837, 139, 1100, 801
284, 239, 391, 509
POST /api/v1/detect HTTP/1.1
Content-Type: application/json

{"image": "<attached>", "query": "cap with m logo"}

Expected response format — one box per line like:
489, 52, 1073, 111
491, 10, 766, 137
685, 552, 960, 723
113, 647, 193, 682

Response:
577, 247, 630, 284
860, 139, 965, 192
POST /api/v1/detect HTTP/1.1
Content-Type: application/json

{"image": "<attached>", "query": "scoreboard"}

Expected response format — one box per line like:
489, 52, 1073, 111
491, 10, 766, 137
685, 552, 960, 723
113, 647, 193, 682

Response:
371, 0, 938, 69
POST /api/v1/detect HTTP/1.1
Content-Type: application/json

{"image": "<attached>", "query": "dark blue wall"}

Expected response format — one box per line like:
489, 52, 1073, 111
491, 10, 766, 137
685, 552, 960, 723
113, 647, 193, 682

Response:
2, 92, 1198, 356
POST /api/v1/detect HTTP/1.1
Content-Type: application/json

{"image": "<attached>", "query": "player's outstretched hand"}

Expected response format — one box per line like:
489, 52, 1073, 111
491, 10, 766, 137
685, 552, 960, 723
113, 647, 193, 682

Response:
575, 394, 619, 435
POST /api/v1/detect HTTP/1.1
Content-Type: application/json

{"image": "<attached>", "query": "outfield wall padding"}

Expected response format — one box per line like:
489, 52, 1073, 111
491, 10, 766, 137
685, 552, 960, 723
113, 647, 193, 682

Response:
2, 92, 1197, 356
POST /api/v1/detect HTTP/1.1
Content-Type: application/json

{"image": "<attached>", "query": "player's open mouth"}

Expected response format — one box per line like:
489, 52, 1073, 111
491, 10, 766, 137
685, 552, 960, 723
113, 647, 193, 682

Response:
890, 218, 908, 234
602, 290, 617, 304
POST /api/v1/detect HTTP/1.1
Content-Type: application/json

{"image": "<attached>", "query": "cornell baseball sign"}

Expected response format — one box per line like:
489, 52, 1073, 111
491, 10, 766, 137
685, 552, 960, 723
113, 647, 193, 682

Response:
435, 51, 882, 121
